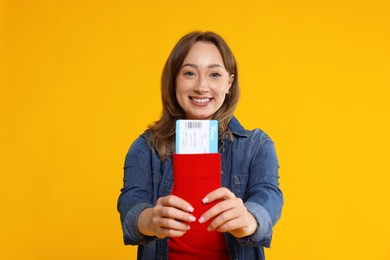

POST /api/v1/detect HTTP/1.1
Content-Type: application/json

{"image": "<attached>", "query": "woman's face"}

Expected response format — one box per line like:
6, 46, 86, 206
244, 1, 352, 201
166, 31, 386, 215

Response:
176, 41, 233, 120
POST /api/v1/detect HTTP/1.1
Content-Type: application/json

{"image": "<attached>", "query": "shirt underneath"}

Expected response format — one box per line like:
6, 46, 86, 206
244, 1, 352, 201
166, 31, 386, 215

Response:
169, 230, 229, 260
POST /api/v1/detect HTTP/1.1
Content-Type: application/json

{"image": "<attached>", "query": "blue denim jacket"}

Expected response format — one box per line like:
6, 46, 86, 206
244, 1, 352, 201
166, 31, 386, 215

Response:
117, 117, 283, 260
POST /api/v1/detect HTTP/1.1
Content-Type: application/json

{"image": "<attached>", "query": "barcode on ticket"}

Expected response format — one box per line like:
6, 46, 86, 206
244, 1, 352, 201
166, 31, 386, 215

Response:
184, 121, 203, 129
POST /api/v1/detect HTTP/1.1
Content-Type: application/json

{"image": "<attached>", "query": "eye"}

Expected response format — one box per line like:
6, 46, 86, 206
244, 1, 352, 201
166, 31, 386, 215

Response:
210, 73, 221, 78
184, 71, 196, 77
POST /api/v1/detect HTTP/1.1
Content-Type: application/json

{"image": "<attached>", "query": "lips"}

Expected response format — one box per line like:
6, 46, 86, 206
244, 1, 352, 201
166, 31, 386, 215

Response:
189, 97, 213, 106
191, 97, 211, 103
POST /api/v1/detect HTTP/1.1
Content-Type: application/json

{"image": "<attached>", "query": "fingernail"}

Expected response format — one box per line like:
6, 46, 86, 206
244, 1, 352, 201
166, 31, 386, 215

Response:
189, 215, 196, 222
202, 197, 209, 204
198, 216, 205, 223
187, 206, 194, 212
187, 225, 191, 230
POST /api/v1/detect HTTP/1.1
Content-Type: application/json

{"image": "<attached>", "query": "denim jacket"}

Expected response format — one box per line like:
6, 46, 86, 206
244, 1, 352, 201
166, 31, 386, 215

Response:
117, 117, 283, 260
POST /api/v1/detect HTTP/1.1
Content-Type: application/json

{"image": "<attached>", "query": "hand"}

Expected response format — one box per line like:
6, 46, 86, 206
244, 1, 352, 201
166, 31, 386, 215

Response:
138, 195, 196, 238
198, 187, 258, 238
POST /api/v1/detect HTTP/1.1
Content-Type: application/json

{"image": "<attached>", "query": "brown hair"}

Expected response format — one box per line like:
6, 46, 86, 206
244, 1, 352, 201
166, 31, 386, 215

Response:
147, 31, 240, 160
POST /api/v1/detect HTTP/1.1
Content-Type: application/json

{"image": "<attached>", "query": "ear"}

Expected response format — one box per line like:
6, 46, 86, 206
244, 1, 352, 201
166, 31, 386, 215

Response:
227, 74, 235, 93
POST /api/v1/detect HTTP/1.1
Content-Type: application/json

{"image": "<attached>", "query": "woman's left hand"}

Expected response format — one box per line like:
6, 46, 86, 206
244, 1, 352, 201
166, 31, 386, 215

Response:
198, 187, 258, 238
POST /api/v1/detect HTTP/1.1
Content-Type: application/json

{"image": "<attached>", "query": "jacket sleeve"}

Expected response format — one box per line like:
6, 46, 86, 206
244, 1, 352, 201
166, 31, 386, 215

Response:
117, 134, 158, 245
237, 132, 284, 247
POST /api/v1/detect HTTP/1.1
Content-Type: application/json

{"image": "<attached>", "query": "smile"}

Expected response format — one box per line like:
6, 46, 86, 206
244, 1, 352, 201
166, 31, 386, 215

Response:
191, 98, 211, 103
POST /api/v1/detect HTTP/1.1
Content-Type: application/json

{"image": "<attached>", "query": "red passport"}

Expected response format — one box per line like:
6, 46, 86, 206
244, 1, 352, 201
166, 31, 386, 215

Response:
171, 153, 224, 253
172, 153, 221, 220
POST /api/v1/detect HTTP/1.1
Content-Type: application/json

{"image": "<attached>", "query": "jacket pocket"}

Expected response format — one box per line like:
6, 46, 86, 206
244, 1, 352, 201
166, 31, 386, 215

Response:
233, 174, 249, 198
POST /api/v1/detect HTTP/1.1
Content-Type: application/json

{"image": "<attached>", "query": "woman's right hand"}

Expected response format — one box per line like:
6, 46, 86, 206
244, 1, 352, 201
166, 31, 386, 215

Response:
138, 195, 196, 238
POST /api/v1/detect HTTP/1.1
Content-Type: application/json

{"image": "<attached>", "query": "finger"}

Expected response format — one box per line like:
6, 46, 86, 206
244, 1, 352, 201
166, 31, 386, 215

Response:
154, 226, 188, 238
214, 216, 244, 233
199, 199, 234, 223
202, 187, 236, 204
210, 210, 258, 238
154, 216, 191, 232
155, 206, 196, 223
199, 197, 243, 224
206, 206, 242, 231
158, 195, 195, 213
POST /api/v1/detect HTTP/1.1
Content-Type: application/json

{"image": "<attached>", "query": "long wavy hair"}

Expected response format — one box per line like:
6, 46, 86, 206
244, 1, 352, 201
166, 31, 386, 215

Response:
147, 31, 240, 160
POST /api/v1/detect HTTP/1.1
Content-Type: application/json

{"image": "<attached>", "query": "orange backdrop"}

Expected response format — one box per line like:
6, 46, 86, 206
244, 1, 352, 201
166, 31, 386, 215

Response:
1, 0, 389, 259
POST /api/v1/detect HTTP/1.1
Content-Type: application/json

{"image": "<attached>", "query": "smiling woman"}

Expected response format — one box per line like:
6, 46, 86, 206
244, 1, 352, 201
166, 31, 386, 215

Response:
148, 31, 240, 161
117, 31, 283, 260
176, 42, 234, 120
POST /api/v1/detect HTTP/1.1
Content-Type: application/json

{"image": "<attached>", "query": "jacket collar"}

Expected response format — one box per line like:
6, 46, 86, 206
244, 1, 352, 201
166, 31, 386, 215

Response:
229, 116, 248, 138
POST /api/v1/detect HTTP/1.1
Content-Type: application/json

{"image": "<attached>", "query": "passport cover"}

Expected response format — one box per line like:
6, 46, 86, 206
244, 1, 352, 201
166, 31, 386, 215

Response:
171, 153, 225, 252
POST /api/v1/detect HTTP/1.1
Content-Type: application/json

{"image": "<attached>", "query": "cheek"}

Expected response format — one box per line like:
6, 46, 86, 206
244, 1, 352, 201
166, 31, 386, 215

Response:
175, 85, 186, 99
216, 81, 230, 96
176, 77, 190, 92
175, 82, 188, 105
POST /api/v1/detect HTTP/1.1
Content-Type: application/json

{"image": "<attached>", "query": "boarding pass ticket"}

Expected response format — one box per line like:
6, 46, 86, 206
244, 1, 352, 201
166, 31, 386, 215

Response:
176, 120, 218, 154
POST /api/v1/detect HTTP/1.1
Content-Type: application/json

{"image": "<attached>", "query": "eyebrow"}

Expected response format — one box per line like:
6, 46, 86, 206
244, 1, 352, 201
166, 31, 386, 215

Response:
181, 63, 224, 69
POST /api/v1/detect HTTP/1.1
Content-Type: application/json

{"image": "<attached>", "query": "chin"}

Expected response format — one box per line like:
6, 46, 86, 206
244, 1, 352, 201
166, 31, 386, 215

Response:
186, 109, 215, 120
192, 115, 213, 120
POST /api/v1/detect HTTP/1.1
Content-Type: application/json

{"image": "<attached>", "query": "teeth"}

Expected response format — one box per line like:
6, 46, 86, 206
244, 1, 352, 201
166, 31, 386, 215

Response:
193, 98, 210, 103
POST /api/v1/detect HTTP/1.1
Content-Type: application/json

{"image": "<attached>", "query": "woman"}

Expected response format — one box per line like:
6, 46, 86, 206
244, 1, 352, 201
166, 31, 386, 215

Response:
117, 31, 283, 259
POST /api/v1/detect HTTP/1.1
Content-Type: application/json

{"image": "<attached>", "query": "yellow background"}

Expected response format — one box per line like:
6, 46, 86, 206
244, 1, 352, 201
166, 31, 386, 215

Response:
1, 0, 389, 259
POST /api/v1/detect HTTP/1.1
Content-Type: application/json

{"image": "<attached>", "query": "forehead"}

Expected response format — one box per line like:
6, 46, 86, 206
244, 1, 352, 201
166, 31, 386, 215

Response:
183, 41, 224, 65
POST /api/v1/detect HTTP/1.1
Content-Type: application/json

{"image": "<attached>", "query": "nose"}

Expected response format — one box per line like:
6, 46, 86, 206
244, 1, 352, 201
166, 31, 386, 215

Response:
194, 75, 209, 94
